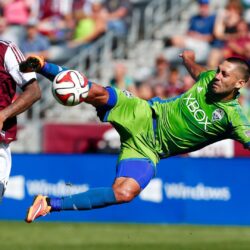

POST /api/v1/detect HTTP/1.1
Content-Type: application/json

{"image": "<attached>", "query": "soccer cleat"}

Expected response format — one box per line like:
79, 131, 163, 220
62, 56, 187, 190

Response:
25, 195, 51, 223
19, 55, 45, 73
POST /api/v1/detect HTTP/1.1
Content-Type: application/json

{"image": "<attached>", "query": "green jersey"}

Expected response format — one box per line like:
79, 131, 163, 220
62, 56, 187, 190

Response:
106, 71, 250, 166
150, 70, 250, 157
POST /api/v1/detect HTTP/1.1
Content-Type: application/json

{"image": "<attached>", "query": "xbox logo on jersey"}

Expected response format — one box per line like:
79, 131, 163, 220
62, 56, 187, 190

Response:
184, 93, 211, 131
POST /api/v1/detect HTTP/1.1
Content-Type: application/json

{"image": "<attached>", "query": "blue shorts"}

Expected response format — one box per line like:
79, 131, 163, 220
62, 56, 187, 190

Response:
116, 158, 155, 189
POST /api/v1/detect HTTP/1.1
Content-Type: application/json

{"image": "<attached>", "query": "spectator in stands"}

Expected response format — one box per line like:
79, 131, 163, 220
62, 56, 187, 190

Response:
2, 0, 31, 25
110, 62, 137, 96
103, 0, 132, 37
223, 19, 250, 61
165, 67, 183, 98
0, 17, 18, 43
38, 0, 84, 63
214, 0, 243, 41
180, 74, 195, 93
72, 0, 85, 11
45, 0, 106, 62
37, 0, 73, 43
0, 2, 3, 15
68, 0, 106, 48
209, 0, 243, 67
136, 82, 154, 100
20, 19, 50, 59
164, 0, 216, 63
241, 0, 250, 23
143, 55, 169, 99
1, 0, 34, 46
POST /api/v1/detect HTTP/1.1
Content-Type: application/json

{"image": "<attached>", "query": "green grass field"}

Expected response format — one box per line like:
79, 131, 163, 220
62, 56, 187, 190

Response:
1, 222, 250, 250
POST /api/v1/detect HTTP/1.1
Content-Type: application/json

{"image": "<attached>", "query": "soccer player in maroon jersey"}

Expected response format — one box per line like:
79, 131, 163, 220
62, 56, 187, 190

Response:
0, 40, 41, 201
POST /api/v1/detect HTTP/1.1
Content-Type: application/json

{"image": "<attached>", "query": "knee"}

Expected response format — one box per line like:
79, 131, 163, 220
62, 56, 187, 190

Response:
113, 187, 137, 203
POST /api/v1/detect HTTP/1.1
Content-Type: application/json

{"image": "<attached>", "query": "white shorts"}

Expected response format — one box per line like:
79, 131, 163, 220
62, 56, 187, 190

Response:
0, 143, 11, 198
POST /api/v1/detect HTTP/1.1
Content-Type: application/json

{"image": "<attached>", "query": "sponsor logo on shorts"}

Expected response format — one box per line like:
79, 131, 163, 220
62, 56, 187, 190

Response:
212, 109, 225, 122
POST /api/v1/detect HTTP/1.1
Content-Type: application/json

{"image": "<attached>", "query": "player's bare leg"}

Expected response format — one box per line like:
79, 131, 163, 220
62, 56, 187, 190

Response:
112, 177, 141, 202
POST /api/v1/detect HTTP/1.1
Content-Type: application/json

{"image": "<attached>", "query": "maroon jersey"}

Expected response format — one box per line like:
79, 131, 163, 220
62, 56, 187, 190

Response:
0, 40, 36, 143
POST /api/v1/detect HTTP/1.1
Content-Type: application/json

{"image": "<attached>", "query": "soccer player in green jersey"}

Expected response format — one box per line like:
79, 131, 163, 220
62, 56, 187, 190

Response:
20, 50, 250, 223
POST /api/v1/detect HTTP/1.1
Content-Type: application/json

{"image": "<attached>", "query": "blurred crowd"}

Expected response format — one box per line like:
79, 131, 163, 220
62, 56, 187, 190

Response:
164, 0, 250, 67
0, 0, 132, 61
0, 0, 249, 119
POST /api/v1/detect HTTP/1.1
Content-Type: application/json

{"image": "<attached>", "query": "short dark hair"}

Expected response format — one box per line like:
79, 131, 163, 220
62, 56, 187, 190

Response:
226, 57, 250, 82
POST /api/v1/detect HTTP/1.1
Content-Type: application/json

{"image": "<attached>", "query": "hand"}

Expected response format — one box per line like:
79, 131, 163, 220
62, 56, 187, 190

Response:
19, 56, 44, 73
179, 50, 205, 81
179, 50, 195, 62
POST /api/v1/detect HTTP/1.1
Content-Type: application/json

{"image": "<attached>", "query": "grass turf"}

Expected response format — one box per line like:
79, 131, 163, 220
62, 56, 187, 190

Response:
1, 222, 250, 250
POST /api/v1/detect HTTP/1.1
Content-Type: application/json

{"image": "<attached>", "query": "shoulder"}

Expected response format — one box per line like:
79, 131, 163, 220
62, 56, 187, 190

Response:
0, 40, 11, 53
4, 41, 24, 62
197, 70, 216, 82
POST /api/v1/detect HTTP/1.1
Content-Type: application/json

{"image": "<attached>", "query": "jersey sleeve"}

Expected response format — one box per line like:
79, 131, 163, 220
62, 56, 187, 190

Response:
197, 70, 216, 87
229, 107, 250, 149
4, 42, 37, 88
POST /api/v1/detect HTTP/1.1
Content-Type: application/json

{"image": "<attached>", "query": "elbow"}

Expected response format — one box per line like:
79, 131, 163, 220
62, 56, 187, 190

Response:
24, 79, 42, 103
34, 89, 42, 102
33, 81, 42, 102
31, 87, 42, 104
35, 93, 41, 102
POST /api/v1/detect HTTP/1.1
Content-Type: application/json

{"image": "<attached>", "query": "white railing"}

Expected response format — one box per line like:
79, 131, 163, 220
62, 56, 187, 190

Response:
144, 0, 193, 39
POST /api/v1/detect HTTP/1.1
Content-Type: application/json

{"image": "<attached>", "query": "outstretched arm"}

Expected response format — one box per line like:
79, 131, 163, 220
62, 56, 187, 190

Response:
179, 50, 207, 81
